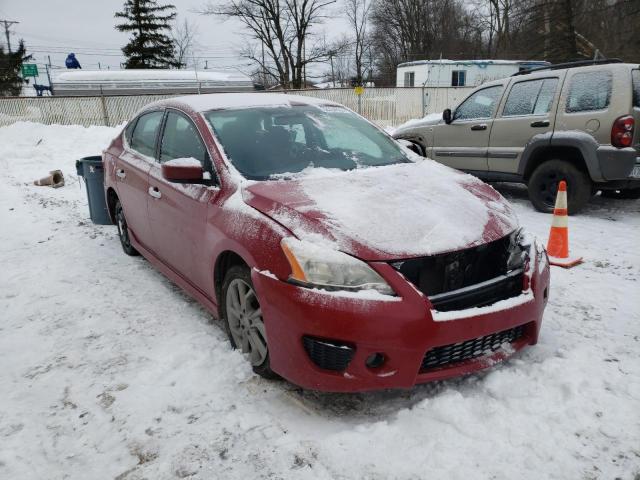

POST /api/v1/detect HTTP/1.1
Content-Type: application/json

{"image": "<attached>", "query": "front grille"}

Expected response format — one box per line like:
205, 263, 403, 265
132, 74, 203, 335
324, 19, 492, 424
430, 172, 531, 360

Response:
428, 269, 524, 312
421, 324, 527, 371
392, 232, 527, 311
303, 336, 355, 372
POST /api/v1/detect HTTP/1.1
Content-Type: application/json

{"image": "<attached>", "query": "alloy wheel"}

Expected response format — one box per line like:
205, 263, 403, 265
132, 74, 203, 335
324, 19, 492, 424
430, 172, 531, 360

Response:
225, 278, 268, 366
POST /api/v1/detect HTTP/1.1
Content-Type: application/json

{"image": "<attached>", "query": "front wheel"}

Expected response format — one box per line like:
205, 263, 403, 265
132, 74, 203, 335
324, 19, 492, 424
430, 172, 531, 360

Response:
528, 160, 592, 214
221, 265, 277, 379
115, 200, 139, 256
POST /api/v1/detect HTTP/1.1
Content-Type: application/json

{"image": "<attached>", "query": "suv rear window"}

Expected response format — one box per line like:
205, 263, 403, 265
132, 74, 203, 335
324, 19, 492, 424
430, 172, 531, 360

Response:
633, 70, 640, 108
566, 71, 612, 113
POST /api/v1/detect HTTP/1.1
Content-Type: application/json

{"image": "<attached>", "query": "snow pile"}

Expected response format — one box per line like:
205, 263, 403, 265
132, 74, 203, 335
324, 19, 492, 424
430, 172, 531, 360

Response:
1, 123, 639, 479
391, 112, 443, 134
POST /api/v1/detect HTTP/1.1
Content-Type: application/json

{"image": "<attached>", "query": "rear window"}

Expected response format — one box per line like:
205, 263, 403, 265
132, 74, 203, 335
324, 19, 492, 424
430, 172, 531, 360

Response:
633, 70, 640, 108
566, 71, 612, 113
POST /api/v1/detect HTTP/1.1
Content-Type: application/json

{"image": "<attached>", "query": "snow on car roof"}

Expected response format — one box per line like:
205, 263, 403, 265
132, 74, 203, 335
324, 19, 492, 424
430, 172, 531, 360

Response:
166, 93, 341, 112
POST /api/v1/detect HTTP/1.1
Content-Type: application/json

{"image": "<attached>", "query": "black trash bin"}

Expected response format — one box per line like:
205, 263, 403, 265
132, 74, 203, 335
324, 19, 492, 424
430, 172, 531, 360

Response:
76, 156, 112, 225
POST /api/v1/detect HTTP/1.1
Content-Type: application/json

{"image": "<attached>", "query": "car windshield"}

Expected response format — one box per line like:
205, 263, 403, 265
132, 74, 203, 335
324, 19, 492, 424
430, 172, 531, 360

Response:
204, 105, 410, 180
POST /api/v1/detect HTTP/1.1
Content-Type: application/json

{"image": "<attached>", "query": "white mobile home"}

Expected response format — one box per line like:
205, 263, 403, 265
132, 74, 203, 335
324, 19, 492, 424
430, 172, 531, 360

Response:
396, 59, 549, 88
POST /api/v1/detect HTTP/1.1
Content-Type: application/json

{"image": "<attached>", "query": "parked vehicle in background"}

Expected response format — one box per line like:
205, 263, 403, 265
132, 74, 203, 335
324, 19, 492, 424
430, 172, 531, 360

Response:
102, 93, 550, 392
393, 60, 640, 213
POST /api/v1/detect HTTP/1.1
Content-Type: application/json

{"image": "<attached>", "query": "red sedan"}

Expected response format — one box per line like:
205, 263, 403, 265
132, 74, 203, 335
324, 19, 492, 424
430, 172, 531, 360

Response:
103, 94, 550, 392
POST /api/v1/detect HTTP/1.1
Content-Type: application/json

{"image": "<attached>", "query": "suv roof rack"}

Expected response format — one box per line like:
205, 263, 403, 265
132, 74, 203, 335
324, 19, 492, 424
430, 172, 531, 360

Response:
513, 58, 623, 76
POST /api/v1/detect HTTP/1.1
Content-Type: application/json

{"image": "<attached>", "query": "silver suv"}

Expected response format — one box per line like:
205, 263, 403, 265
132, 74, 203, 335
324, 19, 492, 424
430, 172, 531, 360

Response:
393, 60, 640, 213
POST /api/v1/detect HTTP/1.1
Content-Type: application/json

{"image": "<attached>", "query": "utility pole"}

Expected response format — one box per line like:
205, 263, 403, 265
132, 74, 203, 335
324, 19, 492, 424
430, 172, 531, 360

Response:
1, 19, 19, 53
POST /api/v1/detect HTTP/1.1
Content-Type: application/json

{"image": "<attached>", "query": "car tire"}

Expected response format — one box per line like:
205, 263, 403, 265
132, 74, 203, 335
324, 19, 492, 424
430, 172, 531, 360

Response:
221, 265, 278, 379
115, 199, 139, 256
600, 188, 640, 200
528, 160, 592, 214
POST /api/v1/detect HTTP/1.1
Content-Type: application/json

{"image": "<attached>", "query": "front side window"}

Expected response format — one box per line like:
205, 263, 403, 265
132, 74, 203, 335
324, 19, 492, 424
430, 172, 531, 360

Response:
632, 70, 640, 108
404, 71, 415, 87
160, 111, 207, 164
451, 70, 466, 87
454, 85, 503, 121
205, 105, 409, 180
130, 111, 164, 158
566, 71, 612, 113
503, 78, 558, 116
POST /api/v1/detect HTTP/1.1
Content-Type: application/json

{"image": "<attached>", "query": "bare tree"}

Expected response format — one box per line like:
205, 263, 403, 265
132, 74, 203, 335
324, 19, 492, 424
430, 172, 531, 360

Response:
200, 0, 334, 88
172, 18, 199, 68
345, 0, 371, 84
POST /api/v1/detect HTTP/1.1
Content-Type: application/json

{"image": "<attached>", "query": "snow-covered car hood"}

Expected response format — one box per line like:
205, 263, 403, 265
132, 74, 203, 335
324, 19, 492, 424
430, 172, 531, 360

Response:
392, 113, 443, 137
242, 160, 519, 261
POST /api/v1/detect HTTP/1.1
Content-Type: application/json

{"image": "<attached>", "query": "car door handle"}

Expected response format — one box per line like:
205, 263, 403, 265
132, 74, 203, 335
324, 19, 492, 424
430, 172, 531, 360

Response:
470, 124, 487, 131
531, 120, 550, 128
116, 168, 126, 179
148, 186, 162, 199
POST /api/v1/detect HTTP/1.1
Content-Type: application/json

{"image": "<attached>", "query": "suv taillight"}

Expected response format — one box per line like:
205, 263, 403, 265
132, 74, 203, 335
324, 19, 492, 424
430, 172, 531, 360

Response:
611, 115, 635, 148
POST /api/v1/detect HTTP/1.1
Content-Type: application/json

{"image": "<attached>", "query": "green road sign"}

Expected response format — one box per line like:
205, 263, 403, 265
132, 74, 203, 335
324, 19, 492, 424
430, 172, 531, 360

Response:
21, 64, 39, 78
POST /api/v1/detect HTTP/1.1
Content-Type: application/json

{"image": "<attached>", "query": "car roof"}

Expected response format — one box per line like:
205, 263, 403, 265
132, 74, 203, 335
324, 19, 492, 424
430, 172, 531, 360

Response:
155, 93, 341, 113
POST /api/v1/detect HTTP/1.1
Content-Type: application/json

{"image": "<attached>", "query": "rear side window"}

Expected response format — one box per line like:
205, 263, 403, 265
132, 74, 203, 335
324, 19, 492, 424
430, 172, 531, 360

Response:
130, 111, 164, 158
124, 118, 137, 145
565, 71, 612, 113
633, 70, 640, 108
503, 78, 558, 116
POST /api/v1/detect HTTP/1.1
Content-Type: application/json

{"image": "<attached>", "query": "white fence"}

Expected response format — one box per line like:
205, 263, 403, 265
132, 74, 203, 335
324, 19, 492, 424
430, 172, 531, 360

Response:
0, 87, 473, 128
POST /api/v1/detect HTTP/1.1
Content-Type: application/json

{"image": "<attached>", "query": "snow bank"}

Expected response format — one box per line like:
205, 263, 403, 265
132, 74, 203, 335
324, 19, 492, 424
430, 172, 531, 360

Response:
1, 122, 639, 479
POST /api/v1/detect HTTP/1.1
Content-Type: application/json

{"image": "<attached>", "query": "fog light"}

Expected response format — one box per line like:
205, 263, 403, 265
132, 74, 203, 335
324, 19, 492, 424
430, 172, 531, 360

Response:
365, 352, 386, 369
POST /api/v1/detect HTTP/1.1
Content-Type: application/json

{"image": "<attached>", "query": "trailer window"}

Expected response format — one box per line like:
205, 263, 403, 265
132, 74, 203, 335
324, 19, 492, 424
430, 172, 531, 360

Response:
451, 70, 466, 87
632, 70, 640, 108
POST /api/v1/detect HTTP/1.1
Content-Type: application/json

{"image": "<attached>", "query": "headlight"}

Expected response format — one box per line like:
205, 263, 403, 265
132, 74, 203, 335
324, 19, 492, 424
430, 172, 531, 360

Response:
281, 238, 395, 295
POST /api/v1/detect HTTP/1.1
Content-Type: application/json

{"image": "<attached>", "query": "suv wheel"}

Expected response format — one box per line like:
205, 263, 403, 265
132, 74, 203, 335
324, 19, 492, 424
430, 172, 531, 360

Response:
528, 160, 592, 214
600, 188, 640, 200
221, 265, 277, 379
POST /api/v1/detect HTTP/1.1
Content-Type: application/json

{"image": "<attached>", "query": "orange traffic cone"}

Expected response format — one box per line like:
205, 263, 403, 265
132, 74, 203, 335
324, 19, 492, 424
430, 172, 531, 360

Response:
547, 181, 582, 268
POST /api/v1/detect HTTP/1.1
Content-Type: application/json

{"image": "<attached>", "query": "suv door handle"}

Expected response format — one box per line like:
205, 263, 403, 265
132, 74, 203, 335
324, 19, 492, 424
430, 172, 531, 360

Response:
470, 124, 487, 131
116, 168, 126, 179
530, 120, 550, 128
148, 186, 162, 199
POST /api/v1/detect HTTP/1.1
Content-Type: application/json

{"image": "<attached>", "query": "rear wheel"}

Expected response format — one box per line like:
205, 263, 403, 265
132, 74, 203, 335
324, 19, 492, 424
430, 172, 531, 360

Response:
528, 160, 592, 214
221, 265, 277, 379
600, 188, 640, 200
115, 200, 139, 256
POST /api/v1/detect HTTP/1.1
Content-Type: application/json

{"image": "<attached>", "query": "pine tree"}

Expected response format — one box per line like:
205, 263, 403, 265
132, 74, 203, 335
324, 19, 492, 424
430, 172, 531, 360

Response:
115, 0, 180, 69
0, 40, 32, 96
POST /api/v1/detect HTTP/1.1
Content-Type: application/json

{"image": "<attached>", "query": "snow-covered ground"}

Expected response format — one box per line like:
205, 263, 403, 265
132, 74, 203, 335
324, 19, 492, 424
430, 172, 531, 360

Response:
1, 122, 639, 480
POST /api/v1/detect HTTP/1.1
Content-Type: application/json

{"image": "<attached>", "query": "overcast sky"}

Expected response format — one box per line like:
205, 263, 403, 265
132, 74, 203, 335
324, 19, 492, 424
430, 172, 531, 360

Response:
0, 0, 347, 84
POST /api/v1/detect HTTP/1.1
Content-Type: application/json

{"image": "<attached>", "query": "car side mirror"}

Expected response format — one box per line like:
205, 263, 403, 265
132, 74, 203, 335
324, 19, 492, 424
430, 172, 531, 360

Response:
161, 159, 205, 183
443, 108, 453, 124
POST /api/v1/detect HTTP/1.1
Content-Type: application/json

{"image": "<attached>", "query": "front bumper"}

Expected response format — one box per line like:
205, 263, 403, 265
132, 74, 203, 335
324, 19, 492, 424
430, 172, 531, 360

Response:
252, 245, 550, 392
